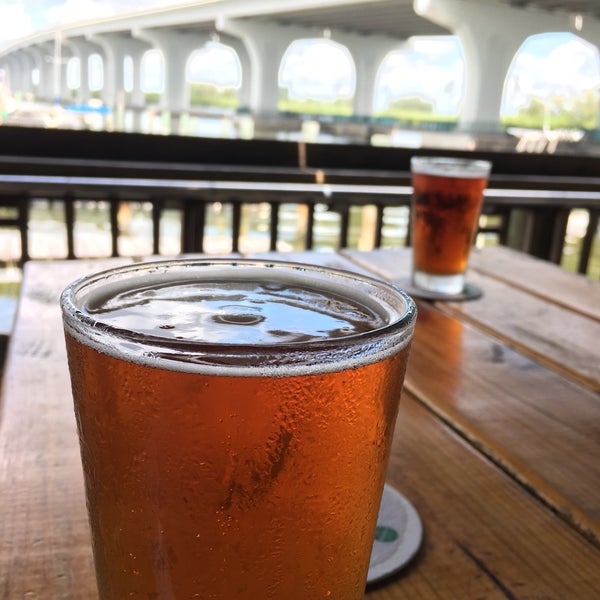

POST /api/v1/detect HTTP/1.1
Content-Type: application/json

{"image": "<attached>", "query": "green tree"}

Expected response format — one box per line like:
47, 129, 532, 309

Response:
374, 96, 457, 128
503, 92, 598, 130
277, 88, 353, 116
189, 83, 239, 110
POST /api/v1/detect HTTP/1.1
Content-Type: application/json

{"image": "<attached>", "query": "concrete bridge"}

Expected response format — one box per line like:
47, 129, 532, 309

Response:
1, 0, 599, 137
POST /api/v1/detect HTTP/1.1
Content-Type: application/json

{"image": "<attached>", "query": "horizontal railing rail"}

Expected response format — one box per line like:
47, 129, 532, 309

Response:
1, 172, 598, 276
0, 126, 598, 277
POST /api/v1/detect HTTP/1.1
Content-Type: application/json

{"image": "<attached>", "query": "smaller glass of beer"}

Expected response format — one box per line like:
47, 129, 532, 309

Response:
61, 259, 416, 600
410, 156, 492, 295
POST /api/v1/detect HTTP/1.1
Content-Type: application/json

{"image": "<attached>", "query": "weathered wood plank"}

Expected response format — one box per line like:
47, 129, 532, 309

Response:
342, 247, 412, 283
469, 245, 600, 321
345, 247, 600, 389
344, 247, 600, 390
438, 269, 600, 391
344, 245, 600, 323
408, 302, 600, 541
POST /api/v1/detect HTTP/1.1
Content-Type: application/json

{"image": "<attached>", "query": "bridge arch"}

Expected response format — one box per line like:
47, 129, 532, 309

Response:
373, 36, 464, 124
279, 37, 356, 115
501, 32, 600, 131
186, 40, 242, 109
88, 53, 104, 96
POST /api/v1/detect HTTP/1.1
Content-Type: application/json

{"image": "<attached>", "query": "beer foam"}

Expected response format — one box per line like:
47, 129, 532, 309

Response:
411, 156, 491, 179
62, 260, 416, 376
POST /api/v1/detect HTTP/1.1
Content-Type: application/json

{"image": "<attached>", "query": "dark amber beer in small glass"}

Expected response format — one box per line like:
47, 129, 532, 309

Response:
61, 259, 416, 599
411, 156, 492, 294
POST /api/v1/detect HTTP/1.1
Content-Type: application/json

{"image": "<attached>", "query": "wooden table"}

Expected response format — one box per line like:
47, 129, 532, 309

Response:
1, 246, 599, 598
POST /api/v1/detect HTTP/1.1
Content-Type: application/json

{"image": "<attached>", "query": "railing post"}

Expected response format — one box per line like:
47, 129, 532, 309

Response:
527, 207, 569, 264
328, 201, 350, 249
549, 208, 570, 264
231, 199, 242, 254
578, 209, 599, 276
305, 203, 315, 250
64, 192, 76, 260
181, 197, 206, 254
505, 208, 529, 253
0, 194, 30, 266
109, 195, 119, 258
374, 205, 384, 248
496, 207, 511, 246
18, 194, 29, 265
269, 201, 279, 252
151, 197, 161, 256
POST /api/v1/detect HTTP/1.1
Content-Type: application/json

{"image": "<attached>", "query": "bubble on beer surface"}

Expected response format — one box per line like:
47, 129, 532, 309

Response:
84, 279, 385, 345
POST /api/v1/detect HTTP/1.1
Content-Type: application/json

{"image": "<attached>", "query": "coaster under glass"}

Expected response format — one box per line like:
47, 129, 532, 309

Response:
395, 276, 483, 302
367, 484, 423, 585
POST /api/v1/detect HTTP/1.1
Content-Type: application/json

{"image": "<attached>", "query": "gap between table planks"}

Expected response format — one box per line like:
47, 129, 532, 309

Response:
344, 247, 600, 392
469, 245, 600, 322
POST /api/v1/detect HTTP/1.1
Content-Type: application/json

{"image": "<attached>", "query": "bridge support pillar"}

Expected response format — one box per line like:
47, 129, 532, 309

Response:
134, 28, 210, 134
23, 45, 54, 102
89, 34, 151, 131
217, 18, 314, 115
217, 34, 253, 112
4, 53, 30, 98
414, 0, 596, 132
218, 18, 405, 121
332, 32, 401, 118
65, 38, 105, 107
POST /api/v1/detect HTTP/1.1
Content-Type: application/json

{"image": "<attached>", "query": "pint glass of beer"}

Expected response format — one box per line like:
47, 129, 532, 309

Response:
410, 156, 492, 294
61, 259, 416, 599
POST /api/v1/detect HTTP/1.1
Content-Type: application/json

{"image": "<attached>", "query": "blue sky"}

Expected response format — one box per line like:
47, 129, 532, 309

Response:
0, 0, 166, 42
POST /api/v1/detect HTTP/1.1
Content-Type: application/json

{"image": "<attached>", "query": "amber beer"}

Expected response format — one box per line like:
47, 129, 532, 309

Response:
61, 259, 416, 599
411, 156, 492, 294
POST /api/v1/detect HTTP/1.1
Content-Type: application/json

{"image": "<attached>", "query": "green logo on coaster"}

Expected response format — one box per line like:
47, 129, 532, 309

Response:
374, 526, 398, 543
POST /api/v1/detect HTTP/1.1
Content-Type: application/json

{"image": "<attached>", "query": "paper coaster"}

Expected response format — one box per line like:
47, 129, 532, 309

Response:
367, 484, 423, 585
394, 277, 482, 301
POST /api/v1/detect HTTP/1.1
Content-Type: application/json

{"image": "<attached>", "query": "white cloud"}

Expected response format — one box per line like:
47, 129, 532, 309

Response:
280, 39, 356, 101
545, 40, 600, 89
47, 0, 116, 26
0, 2, 34, 41
187, 42, 242, 88
502, 36, 600, 115
374, 42, 464, 114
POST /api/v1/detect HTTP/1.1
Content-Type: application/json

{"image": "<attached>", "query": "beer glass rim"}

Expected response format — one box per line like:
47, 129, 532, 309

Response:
61, 258, 416, 376
411, 155, 492, 178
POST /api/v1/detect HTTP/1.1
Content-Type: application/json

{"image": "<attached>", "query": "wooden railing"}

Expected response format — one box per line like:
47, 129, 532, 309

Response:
0, 126, 599, 277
